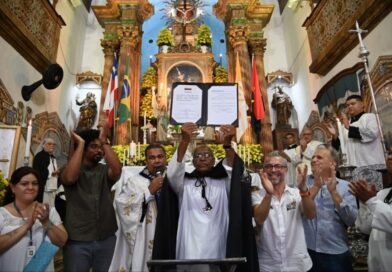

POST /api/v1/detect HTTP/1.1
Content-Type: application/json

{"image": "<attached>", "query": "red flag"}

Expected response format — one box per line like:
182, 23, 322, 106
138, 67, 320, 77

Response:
252, 57, 265, 120
103, 54, 118, 128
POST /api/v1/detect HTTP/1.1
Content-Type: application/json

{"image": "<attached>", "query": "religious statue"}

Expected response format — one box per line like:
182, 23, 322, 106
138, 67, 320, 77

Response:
271, 86, 293, 127
76, 92, 97, 129
153, 94, 169, 142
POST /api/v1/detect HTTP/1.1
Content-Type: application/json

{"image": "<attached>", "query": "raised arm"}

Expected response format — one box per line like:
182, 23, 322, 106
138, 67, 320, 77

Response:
61, 131, 85, 185
217, 125, 236, 167
253, 170, 274, 225
297, 165, 316, 219
177, 123, 197, 162
98, 121, 122, 183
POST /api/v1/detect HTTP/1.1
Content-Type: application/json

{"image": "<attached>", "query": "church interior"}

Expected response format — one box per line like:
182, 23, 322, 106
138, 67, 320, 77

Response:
1, 0, 392, 270
0, 0, 392, 173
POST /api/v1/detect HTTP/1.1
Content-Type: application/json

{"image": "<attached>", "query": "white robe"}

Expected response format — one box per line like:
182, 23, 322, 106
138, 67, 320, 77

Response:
167, 151, 232, 260
355, 188, 392, 272
344, 113, 385, 167
293, 140, 323, 175
109, 172, 157, 272
283, 147, 298, 187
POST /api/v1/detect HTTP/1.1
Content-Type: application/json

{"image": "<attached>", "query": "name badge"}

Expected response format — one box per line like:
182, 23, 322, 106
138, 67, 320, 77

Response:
26, 245, 36, 258
286, 201, 297, 211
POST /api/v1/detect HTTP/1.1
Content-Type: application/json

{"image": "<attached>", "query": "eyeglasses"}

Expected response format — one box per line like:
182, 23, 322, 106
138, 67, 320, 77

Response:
88, 143, 103, 150
147, 154, 165, 160
193, 153, 213, 160
263, 164, 287, 170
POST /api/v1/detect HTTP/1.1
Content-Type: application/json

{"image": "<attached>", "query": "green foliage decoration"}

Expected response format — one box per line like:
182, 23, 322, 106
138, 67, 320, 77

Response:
141, 67, 157, 90
214, 66, 228, 83
0, 170, 9, 205
157, 28, 175, 47
196, 24, 212, 47
112, 143, 262, 166
140, 90, 155, 119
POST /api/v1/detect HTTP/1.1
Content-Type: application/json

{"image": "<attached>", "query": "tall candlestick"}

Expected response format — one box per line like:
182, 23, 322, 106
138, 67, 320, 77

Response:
144, 111, 147, 127
130, 141, 136, 157
25, 120, 32, 158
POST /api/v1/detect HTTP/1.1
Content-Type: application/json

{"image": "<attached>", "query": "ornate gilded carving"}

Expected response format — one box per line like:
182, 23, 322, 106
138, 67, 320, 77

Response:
76, 71, 103, 86
0, 0, 65, 73
117, 25, 140, 48
248, 37, 267, 56
101, 39, 120, 56
266, 70, 293, 85
227, 25, 249, 47
304, 0, 392, 75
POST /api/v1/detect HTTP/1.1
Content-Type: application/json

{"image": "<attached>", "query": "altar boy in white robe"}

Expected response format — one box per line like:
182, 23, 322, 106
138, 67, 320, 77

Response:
109, 144, 166, 272
152, 122, 259, 272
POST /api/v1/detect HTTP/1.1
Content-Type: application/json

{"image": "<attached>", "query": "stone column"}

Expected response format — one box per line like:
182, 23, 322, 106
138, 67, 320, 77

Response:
116, 24, 141, 144
249, 37, 273, 154
100, 38, 119, 142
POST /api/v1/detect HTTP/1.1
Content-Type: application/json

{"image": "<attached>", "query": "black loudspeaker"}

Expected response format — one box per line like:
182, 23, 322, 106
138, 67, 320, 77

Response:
21, 64, 64, 101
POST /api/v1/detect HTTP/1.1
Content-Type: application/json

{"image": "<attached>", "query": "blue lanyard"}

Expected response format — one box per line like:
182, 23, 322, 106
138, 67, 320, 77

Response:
13, 202, 33, 246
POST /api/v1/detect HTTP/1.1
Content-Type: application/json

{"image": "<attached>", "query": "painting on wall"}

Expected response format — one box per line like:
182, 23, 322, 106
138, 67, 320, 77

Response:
0, 125, 21, 178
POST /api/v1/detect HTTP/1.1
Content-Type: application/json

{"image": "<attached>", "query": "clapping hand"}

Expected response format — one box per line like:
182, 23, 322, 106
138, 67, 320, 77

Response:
349, 179, 377, 203
296, 164, 308, 191
259, 169, 275, 196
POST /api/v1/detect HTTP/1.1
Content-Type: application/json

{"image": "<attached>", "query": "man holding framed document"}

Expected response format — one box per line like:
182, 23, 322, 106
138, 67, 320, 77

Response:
170, 83, 238, 127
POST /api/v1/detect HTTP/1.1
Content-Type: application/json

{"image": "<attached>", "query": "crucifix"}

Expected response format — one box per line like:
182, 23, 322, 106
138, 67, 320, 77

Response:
349, 20, 388, 163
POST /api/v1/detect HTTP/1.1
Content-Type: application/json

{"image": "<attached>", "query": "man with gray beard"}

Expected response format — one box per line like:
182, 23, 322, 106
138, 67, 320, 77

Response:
252, 151, 316, 271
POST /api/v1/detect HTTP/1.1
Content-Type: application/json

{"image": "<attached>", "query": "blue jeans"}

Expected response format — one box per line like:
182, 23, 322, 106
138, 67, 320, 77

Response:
63, 235, 116, 272
308, 249, 353, 272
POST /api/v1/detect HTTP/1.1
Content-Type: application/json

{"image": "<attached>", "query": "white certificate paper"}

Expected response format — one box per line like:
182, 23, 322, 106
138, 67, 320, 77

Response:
207, 85, 237, 125
171, 84, 203, 124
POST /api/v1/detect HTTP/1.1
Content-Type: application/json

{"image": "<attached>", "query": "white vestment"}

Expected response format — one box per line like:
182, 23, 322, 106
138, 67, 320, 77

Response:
344, 113, 385, 167
293, 140, 323, 175
355, 188, 392, 272
167, 151, 232, 259
109, 172, 157, 272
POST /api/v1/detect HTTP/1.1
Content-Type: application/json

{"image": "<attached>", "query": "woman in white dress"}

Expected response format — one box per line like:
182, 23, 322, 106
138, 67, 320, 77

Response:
0, 166, 68, 272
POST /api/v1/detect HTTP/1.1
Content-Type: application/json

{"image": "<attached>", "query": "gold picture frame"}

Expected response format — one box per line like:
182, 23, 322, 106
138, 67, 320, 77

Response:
0, 125, 21, 179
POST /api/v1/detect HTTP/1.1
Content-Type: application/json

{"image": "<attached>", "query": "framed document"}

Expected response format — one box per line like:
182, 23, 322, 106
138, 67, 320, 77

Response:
0, 125, 21, 179
170, 83, 238, 126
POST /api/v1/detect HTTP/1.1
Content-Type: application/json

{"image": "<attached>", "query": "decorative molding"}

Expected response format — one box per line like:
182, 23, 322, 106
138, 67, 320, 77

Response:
0, 78, 15, 125
0, 0, 65, 73
266, 70, 293, 85
32, 111, 70, 157
303, 0, 392, 75
76, 71, 103, 86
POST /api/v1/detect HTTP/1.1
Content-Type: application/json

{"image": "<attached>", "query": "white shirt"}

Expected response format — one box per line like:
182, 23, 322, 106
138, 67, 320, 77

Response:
167, 151, 232, 259
0, 207, 62, 272
252, 176, 312, 272
344, 113, 385, 167
355, 188, 392, 272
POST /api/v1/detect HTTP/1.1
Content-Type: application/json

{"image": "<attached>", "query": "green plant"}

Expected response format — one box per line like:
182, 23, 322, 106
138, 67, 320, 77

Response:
141, 67, 157, 90
196, 24, 212, 47
214, 65, 228, 83
0, 170, 9, 205
156, 28, 175, 47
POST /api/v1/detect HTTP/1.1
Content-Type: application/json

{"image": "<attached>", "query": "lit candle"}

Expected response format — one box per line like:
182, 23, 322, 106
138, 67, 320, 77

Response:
25, 120, 32, 157
144, 111, 147, 127
130, 141, 136, 157
336, 118, 347, 155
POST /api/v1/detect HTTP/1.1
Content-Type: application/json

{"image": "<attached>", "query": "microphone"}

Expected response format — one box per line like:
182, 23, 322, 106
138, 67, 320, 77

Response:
154, 166, 166, 177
